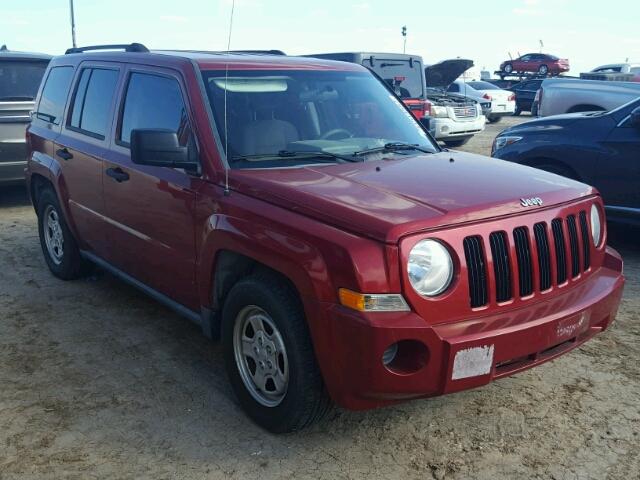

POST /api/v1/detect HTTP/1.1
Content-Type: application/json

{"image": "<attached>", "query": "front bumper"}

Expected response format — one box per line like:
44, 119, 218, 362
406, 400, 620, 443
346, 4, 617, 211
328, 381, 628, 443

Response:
312, 247, 624, 410
430, 116, 486, 139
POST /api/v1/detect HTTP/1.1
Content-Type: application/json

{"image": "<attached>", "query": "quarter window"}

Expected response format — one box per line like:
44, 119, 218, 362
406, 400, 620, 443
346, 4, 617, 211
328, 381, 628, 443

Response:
36, 66, 74, 124
69, 68, 119, 138
119, 72, 190, 145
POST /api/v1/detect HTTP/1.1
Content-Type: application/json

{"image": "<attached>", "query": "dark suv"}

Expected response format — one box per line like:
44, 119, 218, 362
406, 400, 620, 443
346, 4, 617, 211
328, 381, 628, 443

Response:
26, 44, 624, 432
0, 46, 50, 185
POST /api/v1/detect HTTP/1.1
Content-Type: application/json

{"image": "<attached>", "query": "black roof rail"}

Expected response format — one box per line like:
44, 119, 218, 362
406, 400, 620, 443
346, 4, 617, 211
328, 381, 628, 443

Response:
65, 43, 149, 54
227, 49, 286, 56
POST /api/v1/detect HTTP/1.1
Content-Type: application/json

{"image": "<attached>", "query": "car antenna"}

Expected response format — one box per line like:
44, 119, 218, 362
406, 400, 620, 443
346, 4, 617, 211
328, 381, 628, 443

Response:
223, 0, 235, 197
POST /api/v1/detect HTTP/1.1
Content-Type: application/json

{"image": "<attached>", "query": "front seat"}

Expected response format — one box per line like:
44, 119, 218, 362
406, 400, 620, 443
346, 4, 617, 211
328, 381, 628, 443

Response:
241, 119, 299, 156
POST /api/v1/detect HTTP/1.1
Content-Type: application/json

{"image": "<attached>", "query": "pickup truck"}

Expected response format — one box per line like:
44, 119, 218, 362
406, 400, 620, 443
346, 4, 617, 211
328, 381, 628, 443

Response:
537, 78, 640, 117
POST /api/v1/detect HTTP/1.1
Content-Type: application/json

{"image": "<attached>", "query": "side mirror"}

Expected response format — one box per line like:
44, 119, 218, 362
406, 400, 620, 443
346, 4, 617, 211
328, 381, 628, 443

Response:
629, 107, 640, 128
130, 129, 199, 173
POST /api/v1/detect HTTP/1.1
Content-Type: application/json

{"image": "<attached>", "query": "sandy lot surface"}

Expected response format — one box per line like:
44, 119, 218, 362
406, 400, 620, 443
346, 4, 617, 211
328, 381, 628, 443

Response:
1, 116, 638, 479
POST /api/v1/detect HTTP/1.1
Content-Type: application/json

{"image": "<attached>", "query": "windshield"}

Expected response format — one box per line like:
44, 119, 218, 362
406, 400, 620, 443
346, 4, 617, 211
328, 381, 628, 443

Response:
467, 81, 499, 91
201, 69, 437, 169
364, 59, 424, 99
0, 60, 49, 101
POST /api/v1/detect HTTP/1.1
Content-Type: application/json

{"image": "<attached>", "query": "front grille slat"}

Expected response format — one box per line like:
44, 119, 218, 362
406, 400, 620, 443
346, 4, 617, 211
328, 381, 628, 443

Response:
489, 232, 512, 302
513, 227, 533, 297
579, 211, 591, 270
463, 236, 488, 308
566, 215, 580, 278
551, 218, 567, 284
533, 223, 552, 291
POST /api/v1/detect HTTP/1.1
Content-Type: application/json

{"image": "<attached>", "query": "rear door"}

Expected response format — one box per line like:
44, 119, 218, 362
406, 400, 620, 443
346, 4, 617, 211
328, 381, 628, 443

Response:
102, 66, 201, 309
55, 63, 121, 254
0, 59, 49, 180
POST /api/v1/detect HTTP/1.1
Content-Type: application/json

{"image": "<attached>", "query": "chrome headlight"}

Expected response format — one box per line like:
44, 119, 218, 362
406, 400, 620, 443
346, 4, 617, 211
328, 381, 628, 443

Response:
431, 105, 449, 118
590, 204, 602, 247
408, 240, 453, 297
493, 135, 522, 151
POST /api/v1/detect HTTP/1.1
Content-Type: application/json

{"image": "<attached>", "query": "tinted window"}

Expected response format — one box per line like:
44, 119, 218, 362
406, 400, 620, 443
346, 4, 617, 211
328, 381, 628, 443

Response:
447, 83, 460, 93
69, 68, 119, 138
37, 66, 74, 124
520, 55, 531, 61
0, 60, 49, 100
120, 73, 189, 145
365, 59, 424, 99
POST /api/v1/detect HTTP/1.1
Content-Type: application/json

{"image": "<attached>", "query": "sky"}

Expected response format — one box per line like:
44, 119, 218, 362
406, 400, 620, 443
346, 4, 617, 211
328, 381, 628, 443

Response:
2, 0, 639, 76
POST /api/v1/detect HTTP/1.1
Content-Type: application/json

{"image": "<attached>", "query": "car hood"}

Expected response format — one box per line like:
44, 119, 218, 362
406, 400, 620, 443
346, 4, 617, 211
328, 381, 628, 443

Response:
230, 151, 594, 244
425, 59, 474, 89
501, 111, 609, 134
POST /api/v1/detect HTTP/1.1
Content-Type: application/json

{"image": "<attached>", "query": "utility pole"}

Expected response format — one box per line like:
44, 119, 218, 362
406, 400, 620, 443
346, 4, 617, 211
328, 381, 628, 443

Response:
69, 0, 77, 48
401, 25, 407, 54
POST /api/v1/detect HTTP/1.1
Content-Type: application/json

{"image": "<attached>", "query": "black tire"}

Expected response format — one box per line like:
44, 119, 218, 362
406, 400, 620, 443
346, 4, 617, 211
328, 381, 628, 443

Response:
503, 63, 513, 74
487, 115, 502, 124
444, 137, 471, 147
222, 272, 331, 433
513, 105, 522, 116
36, 187, 91, 280
538, 64, 549, 75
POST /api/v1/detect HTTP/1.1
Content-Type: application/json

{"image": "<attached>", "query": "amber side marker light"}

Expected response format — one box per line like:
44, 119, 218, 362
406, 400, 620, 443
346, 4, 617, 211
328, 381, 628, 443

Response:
338, 288, 410, 312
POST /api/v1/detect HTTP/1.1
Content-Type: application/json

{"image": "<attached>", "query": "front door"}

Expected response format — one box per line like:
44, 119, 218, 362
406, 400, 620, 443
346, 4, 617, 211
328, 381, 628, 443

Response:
600, 113, 640, 212
102, 67, 201, 310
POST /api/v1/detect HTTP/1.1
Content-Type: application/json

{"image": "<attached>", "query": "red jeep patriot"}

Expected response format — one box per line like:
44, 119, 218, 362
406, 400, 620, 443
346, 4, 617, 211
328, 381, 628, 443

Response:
26, 44, 624, 433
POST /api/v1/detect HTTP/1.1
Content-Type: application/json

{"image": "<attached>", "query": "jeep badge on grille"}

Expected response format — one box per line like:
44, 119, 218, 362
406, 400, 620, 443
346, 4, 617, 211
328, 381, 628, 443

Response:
520, 197, 543, 207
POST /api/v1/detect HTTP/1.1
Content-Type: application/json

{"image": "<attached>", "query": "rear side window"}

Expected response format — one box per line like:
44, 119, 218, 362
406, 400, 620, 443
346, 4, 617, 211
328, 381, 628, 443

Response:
36, 66, 74, 124
365, 59, 424, 99
0, 60, 49, 101
69, 68, 119, 139
119, 72, 190, 145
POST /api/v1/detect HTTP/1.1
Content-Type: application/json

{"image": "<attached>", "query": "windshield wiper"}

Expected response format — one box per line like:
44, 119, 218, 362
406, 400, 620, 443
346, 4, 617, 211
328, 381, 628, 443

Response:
353, 142, 433, 157
231, 150, 360, 164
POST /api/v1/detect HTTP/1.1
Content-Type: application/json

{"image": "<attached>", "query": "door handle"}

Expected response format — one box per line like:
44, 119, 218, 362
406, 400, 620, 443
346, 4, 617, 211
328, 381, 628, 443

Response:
56, 148, 73, 161
106, 167, 130, 183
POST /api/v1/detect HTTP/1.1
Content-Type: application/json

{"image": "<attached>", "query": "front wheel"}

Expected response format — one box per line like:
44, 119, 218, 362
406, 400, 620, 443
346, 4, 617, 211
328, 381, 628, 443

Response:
37, 188, 91, 280
538, 64, 549, 75
503, 63, 513, 74
222, 273, 331, 433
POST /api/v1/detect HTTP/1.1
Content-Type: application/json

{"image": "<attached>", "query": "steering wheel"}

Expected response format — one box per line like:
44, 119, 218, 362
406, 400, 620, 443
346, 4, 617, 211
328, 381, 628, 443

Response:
320, 128, 354, 140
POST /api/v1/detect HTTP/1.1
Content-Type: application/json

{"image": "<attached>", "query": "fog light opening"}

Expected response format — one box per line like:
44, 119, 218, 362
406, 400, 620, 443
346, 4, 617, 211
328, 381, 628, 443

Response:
382, 343, 399, 366
383, 340, 429, 374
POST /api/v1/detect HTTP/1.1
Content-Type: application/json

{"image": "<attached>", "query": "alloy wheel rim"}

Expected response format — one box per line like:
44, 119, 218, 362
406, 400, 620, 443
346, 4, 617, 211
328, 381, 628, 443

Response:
233, 305, 289, 407
43, 205, 64, 265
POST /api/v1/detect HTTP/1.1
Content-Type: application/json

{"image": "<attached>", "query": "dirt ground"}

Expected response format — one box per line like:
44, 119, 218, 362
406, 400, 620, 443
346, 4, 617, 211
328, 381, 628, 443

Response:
1, 116, 639, 480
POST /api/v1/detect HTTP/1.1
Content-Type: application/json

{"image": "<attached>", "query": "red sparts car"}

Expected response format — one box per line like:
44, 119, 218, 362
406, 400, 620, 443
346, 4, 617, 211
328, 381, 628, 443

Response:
500, 53, 570, 76
26, 44, 623, 433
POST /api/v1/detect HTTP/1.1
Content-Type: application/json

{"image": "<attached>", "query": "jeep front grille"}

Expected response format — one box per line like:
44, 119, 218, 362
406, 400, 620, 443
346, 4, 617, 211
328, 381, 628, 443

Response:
463, 210, 592, 308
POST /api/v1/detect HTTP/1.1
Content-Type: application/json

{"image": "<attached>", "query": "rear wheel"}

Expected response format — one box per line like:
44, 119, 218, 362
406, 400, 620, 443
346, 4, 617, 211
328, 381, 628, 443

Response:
222, 273, 331, 433
513, 105, 522, 116
37, 188, 91, 280
538, 64, 549, 75
487, 115, 502, 123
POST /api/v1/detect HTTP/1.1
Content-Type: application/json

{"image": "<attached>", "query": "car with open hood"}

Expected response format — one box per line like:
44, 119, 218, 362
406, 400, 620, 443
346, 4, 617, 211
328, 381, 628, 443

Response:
0, 45, 51, 185
424, 59, 486, 147
26, 44, 624, 433
448, 80, 516, 122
